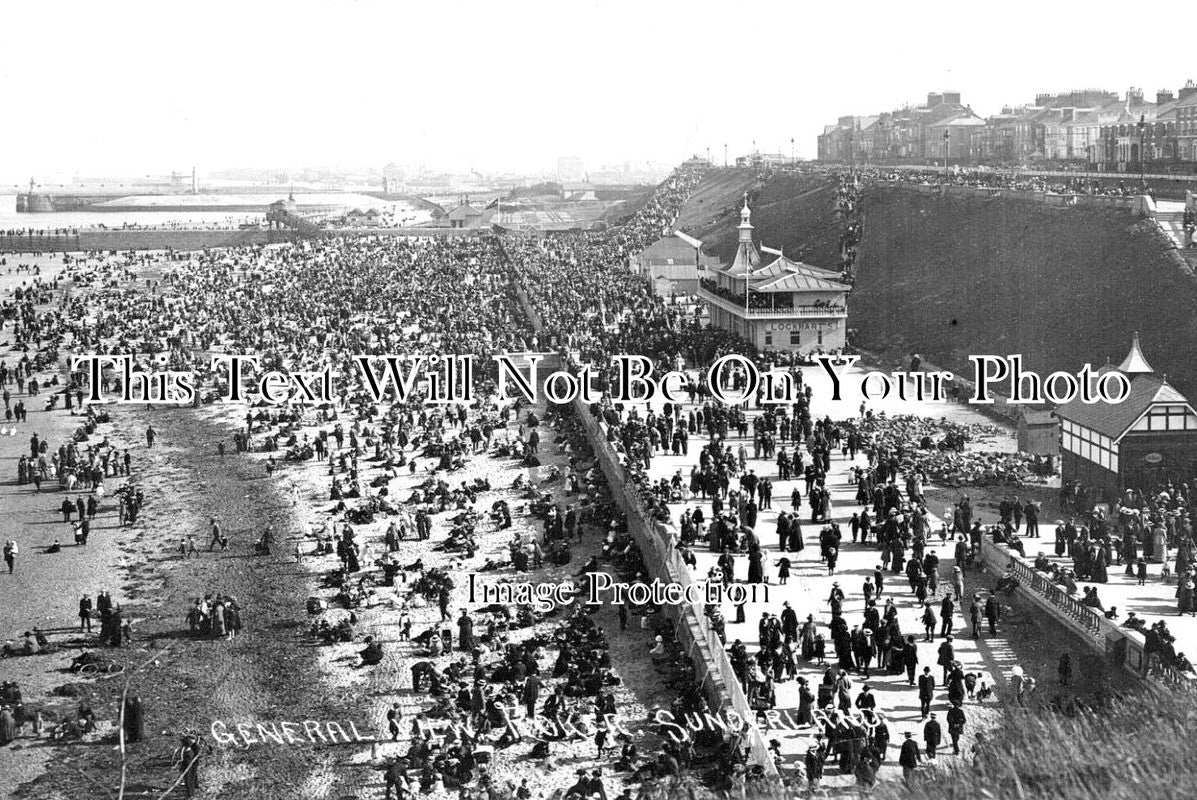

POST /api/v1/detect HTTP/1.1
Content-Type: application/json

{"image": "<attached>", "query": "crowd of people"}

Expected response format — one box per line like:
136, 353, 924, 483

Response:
842, 414, 1053, 489
778, 163, 1154, 198
3, 154, 1191, 798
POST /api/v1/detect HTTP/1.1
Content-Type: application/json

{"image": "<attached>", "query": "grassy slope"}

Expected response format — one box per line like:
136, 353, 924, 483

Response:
851, 188, 1197, 397
672, 168, 839, 269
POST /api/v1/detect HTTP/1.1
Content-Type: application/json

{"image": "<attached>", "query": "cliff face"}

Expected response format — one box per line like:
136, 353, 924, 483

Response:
850, 186, 1197, 396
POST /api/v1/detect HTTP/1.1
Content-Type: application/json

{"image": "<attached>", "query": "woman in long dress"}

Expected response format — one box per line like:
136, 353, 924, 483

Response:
0, 707, 16, 745
748, 548, 764, 584
211, 601, 226, 638
800, 617, 816, 660
1091, 546, 1109, 583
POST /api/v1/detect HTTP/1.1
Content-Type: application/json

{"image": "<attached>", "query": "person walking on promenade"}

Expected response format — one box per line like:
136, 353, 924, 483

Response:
938, 636, 955, 684
947, 702, 966, 755
923, 713, 942, 760
899, 731, 920, 784
940, 594, 954, 637
985, 593, 1001, 635
905, 635, 919, 685
917, 667, 935, 718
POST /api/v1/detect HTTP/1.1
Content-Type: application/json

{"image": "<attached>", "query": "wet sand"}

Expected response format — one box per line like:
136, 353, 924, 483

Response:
1, 254, 346, 798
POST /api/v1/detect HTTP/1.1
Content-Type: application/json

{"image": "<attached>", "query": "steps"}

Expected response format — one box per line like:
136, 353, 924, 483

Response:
1155, 208, 1197, 266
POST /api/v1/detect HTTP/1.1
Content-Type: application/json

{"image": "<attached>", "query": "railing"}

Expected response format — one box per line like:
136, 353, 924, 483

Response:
512, 268, 775, 774
571, 399, 773, 761
0, 233, 81, 253
744, 305, 847, 317
976, 535, 1161, 679
876, 180, 1146, 214
588, 412, 774, 772
696, 285, 847, 317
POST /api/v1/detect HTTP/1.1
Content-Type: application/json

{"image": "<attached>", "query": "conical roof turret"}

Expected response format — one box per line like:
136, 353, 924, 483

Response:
1118, 331, 1154, 374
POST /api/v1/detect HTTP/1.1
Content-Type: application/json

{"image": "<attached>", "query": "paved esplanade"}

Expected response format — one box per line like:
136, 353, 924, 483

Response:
627, 359, 1011, 784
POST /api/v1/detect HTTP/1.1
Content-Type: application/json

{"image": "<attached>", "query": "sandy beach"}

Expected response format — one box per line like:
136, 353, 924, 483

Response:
1, 249, 681, 799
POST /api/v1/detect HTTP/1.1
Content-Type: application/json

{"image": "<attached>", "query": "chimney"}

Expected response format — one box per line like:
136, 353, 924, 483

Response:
1127, 87, 1144, 106
942, 91, 961, 106
1157, 90, 1175, 106
1179, 80, 1197, 101
927, 92, 943, 107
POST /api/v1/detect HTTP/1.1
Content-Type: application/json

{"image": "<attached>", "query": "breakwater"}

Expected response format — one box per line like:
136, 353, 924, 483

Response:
0, 226, 483, 254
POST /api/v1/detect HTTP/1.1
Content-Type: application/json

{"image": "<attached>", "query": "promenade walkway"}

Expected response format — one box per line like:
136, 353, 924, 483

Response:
611, 358, 1182, 784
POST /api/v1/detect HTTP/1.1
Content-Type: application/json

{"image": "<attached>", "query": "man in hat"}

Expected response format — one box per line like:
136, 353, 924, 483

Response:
383, 758, 409, 800
566, 769, 590, 798
923, 712, 942, 759
946, 701, 966, 755
588, 769, 608, 800
898, 731, 920, 783
917, 667, 935, 718
984, 593, 1001, 635
522, 673, 542, 718
805, 734, 827, 791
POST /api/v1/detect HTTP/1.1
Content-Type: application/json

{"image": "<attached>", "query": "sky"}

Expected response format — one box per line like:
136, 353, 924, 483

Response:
1, 0, 1194, 180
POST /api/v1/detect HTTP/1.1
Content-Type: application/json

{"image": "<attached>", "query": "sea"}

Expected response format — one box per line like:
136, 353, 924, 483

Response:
0, 191, 435, 232
0, 194, 264, 231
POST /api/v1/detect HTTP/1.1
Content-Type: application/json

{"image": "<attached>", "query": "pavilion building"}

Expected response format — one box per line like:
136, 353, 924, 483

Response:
1056, 333, 1197, 497
631, 230, 719, 297
697, 195, 849, 355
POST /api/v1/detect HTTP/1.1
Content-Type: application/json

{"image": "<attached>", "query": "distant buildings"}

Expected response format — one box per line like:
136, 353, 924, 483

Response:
446, 199, 484, 229
735, 153, 792, 168
818, 92, 983, 164
344, 208, 382, 227
817, 82, 1197, 168
557, 157, 585, 184
697, 197, 849, 355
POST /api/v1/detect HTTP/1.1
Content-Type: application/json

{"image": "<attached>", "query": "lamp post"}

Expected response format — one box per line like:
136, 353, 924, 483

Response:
943, 130, 951, 171
790, 137, 795, 165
